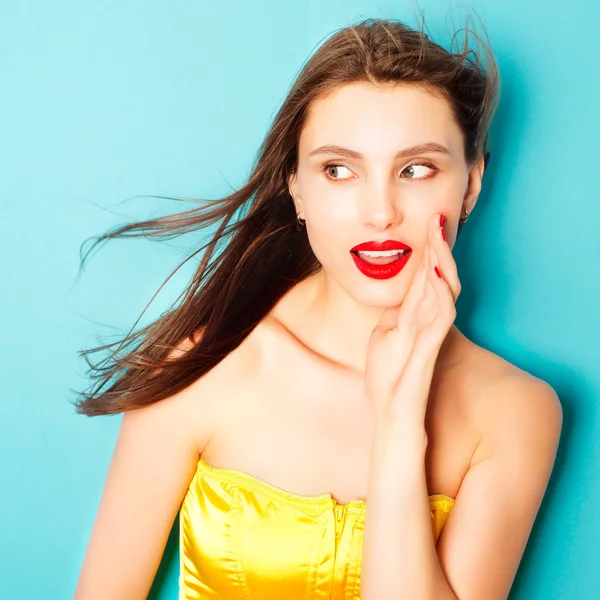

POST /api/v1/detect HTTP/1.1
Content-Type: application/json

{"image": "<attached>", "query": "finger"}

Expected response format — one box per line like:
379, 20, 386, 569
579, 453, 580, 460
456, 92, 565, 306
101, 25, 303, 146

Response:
396, 240, 430, 329
427, 255, 457, 330
416, 253, 439, 325
375, 248, 429, 335
432, 212, 460, 302
375, 304, 402, 333
377, 277, 424, 336
429, 213, 461, 302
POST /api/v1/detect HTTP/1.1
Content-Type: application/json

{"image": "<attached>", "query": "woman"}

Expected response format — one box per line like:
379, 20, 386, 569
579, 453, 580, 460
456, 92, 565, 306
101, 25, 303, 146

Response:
73, 16, 562, 600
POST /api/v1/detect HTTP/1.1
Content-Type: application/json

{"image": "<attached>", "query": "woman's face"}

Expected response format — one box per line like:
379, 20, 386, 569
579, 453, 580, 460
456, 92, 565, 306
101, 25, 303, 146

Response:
289, 81, 484, 307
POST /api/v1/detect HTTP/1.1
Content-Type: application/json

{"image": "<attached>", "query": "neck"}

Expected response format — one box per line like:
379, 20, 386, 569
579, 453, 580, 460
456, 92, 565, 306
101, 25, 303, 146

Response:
270, 269, 461, 376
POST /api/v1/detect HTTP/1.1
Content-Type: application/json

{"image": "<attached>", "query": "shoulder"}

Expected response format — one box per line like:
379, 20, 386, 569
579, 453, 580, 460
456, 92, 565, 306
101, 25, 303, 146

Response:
119, 328, 213, 455
431, 339, 562, 600
161, 323, 268, 440
459, 340, 563, 467
165, 323, 266, 385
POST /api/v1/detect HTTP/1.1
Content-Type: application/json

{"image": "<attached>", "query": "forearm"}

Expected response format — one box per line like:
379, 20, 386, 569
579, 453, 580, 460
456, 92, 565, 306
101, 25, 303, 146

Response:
360, 416, 457, 600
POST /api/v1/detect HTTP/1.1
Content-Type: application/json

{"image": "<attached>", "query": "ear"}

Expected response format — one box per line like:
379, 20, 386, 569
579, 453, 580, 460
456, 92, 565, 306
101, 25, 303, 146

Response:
288, 171, 303, 214
462, 154, 486, 215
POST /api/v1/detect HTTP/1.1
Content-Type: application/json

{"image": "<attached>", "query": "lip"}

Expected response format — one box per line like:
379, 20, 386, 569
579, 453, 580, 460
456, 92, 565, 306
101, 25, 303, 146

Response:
351, 240, 412, 252
350, 249, 412, 280
350, 240, 413, 280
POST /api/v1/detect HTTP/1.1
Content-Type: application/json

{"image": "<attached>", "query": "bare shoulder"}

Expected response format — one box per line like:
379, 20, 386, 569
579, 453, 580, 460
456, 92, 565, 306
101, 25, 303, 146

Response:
76, 325, 244, 598
118, 327, 218, 454
431, 337, 563, 600
456, 334, 563, 466
165, 324, 267, 450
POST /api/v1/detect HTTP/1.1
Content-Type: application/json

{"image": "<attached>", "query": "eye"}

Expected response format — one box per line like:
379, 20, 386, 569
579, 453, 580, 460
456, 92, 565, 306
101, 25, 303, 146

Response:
321, 163, 354, 181
400, 162, 437, 180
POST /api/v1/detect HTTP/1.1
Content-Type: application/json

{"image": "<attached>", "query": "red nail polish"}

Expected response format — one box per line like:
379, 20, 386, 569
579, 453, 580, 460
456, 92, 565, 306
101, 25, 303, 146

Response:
441, 228, 446, 242
439, 214, 446, 227
434, 266, 442, 278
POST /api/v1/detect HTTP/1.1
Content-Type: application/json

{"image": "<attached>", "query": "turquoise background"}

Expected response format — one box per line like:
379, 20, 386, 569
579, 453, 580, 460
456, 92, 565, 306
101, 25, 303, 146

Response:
1, 0, 599, 598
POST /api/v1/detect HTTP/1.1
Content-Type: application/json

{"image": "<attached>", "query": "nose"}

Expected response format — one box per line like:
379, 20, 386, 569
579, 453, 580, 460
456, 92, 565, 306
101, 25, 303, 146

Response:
358, 175, 403, 231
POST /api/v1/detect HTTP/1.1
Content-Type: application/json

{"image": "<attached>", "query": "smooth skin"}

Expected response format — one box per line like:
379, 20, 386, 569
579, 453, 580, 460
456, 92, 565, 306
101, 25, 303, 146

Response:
75, 82, 562, 599
361, 212, 561, 598
73, 366, 211, 599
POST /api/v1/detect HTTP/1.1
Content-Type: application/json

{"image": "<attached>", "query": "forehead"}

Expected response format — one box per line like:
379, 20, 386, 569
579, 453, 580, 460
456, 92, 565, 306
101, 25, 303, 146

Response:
299, 82, 462, 157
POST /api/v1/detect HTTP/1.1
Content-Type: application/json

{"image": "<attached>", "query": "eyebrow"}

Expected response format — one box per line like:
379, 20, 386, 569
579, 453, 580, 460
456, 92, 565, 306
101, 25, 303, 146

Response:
308, 142, 452, 160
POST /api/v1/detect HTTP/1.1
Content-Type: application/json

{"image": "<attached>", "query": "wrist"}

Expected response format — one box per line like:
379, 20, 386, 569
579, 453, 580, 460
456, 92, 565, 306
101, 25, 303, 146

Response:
375, 404, 427, 434
372, 416, 428, 454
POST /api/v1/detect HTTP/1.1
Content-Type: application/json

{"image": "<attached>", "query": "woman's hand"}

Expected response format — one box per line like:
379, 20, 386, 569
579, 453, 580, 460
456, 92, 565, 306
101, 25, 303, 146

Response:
364, 212, 461, 425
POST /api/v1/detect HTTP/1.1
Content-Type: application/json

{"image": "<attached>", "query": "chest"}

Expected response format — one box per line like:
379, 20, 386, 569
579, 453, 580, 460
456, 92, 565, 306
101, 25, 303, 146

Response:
200, 338, 476, 503
179, 456, 453, 600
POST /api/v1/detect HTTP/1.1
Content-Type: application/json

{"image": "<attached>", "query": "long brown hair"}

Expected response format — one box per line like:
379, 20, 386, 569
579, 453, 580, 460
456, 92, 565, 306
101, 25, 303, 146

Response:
72, 15, 499, 416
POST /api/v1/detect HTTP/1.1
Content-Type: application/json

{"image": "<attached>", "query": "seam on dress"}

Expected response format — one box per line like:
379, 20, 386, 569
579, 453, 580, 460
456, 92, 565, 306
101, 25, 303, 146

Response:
230, 487, 252, 600
304, 511, 320, 599
348, 507, 366, 600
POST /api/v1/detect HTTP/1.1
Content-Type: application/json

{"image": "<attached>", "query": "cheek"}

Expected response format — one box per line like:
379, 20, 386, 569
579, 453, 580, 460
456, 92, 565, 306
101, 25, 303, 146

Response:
304, 211, 349, 264
407, 176, 457, 207
414, 179, 463, 226
301, 201, 354, 268
307, 201, 353, 229
300, 179, 357, 239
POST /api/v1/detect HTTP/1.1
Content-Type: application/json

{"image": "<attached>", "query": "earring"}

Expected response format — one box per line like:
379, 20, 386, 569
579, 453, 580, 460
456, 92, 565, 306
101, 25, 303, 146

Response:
459, 209, 470, 224
292, 191, 306, 230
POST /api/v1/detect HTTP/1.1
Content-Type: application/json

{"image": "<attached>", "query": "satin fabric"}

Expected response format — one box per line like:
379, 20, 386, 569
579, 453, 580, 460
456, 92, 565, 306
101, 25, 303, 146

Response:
179, 457, 455, 599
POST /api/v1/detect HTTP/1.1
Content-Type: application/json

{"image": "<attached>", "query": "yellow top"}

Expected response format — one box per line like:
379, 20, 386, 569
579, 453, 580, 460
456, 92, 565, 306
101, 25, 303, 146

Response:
179, 457, 455, 599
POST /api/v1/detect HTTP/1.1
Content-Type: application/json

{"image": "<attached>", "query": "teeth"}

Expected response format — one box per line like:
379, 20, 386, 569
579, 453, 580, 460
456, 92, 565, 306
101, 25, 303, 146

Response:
357, 249, 407, 257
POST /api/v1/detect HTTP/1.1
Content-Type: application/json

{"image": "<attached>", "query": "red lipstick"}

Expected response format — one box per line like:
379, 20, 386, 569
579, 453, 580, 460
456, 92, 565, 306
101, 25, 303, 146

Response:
350, 240, 413, 280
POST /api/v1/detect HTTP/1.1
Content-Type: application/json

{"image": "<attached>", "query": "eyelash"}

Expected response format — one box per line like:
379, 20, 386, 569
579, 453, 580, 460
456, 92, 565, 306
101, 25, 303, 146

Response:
320, 161, 438, 183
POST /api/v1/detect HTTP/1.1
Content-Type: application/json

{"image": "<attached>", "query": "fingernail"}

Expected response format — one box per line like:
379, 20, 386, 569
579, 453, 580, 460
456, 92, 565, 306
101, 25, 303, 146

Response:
434, 266, 442, 278
439, 214, 446, 241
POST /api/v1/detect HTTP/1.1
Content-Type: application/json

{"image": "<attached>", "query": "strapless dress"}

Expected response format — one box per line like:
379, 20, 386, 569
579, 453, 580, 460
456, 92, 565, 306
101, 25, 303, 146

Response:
179, 457, 455, 599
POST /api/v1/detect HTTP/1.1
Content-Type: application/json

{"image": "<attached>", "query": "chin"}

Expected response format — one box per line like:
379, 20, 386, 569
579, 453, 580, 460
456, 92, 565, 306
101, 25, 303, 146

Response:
347, 281, 409, 308
318, 262, 411, 307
